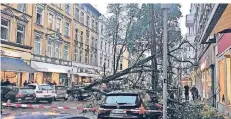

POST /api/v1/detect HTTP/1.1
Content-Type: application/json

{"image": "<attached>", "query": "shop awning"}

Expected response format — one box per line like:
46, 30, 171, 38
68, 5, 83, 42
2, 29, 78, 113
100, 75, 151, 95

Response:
31, 61, 70, 73
1, 57, 36, 73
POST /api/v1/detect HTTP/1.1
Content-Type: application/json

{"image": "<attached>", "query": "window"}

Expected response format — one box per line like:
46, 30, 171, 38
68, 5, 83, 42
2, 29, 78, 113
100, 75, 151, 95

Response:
80, 31, 83, 42
101, 40, 103, 50
1, 19, 9, 41
65, 4, 70, 14
34, 33, 42, 55
56, 17, 62, 33
92, 19, 95, 30
75, 8, 79, 21
85, 47, 89, 64
18, 4, 26, 13
90, 52, 93, 65
86, 30, 89, 45
95, 39, 98, 48
100, 56, 102, 67
79, 44, 83, 62
108, 59, 110, 68
36, 7, 43, 25
120, 63, 123, 70
105, 42, 107, 51
65, 20, 70, 36
101, 25, 104, 33
75, 29, 78, 41
48, 13, 54, 29
56, 4, 61, 8
74, 46, 78, 61
80, 12, 84, 24
86, 15, 90, 27
63, 44, 69, 60
16, 24, 25, 44
54, 42, 60, 58
96, 22, 98, 32
80, 4, 84, 10
47, 39, 53, 57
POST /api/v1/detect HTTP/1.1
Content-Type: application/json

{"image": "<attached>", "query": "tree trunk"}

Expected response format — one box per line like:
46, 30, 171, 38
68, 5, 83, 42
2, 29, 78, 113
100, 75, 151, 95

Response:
149, 4, 158, 90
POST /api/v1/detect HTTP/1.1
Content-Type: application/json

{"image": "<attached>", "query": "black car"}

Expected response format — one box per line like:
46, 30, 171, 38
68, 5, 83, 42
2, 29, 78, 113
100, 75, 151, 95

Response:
98, 90, 147, 119
3, 87, 36, 103
67, 85, 91, 100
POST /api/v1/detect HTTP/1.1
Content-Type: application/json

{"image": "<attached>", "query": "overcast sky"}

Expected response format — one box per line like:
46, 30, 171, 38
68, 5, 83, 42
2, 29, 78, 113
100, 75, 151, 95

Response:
93, 3, 191, 36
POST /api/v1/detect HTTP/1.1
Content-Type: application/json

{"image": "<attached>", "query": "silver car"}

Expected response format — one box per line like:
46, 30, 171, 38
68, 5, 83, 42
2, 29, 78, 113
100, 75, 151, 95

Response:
53, 85, 68, 101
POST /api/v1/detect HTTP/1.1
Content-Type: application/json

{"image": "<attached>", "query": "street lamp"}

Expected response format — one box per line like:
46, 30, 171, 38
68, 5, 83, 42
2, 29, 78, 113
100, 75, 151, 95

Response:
161, 4, 170, 119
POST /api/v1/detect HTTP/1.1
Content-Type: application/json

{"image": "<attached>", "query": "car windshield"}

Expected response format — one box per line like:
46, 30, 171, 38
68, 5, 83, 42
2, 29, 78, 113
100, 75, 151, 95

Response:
39, 85, 52, 90
19, 88, 34, 94
105, 95, 138, 104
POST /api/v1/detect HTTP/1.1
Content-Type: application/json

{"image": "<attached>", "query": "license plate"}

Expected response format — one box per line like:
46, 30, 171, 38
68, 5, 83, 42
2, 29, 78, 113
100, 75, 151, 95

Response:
25, 97, 32, 100
112, 109, 125, 114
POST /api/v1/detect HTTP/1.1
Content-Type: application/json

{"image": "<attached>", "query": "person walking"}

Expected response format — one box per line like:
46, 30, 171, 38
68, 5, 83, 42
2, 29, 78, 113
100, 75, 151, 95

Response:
190, 85, 198, 100
184, 85, 189, 101
23, 80, 28, 87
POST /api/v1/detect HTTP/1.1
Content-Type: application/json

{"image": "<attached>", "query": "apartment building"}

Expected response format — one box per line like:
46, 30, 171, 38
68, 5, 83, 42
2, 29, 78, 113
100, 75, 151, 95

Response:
1, 4, 35, 86
186, 3, 231, 115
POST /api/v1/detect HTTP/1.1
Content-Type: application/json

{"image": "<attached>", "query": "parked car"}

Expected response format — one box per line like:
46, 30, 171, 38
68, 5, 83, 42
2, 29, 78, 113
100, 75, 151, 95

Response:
53, 85, 68, 101
3, 87, 36, 103
27, 84, 55, 103
67, 85, 91, 101
98, 90, 148, 119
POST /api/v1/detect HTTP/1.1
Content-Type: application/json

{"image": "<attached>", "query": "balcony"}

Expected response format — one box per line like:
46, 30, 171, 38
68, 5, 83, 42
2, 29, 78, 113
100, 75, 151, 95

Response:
186, 14, 194, 27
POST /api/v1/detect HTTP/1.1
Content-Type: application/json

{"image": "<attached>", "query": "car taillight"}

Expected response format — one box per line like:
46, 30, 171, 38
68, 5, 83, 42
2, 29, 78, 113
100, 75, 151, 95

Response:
16, 93, 24, 97
36, 90, 43, 93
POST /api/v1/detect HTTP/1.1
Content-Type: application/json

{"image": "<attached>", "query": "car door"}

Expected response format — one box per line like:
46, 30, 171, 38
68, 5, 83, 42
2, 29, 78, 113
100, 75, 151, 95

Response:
56, 86, 66, 97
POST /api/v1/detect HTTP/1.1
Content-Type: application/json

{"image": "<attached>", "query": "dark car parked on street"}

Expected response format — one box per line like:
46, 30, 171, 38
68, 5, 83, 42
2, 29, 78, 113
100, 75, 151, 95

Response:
67, 85, 91, 101
98, 90, 148, 119
2, 86, 36, 103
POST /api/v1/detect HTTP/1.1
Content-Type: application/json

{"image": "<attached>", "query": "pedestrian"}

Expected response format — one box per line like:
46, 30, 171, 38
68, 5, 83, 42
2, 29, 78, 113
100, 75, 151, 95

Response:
53, 81, 57, 85
184, 85, 189, 101
4, 79, 11, 86
190, 85, 198, 100
23, 80, 28, 87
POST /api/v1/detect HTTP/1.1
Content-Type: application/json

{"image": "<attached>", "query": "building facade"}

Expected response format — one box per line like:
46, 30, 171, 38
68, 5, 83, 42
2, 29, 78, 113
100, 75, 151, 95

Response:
186, 3, 231, 115
1, 4, 35, 86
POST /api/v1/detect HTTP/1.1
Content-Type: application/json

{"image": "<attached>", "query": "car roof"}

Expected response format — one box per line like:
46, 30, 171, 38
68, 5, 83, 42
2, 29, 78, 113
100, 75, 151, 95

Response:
28, 83, 50, 86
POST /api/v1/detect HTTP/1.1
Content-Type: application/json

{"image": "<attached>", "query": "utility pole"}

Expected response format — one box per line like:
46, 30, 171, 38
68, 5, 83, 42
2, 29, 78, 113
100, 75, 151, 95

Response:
161, 4, 170, 119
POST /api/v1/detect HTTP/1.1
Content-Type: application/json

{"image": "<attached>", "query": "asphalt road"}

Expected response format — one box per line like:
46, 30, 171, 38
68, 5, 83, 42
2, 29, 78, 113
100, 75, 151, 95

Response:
1, 100, 98, 119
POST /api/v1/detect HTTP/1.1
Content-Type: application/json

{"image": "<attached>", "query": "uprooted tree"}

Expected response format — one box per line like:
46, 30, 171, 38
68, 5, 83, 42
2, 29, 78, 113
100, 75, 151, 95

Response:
84, 3, 197, 91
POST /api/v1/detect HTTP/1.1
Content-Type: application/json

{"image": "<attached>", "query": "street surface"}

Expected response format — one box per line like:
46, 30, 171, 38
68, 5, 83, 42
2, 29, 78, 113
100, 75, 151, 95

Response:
2, 100, 98, 119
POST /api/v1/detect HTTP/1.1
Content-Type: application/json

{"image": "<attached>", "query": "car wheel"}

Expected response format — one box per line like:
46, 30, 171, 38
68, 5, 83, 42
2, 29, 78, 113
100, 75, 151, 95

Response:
64, 98, 68, 101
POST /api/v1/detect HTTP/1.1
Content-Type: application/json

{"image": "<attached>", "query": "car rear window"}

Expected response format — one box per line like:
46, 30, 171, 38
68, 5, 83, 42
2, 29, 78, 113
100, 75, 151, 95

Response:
39, 85, 52, 90
19, 89, 34, 94
105, 95, 138, 104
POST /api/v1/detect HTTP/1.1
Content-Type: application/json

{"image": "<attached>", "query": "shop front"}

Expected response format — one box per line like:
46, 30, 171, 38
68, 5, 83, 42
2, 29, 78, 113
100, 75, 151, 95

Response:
31, 61, 71, 86
0, 48, 35, 86
216, 33, 231, 114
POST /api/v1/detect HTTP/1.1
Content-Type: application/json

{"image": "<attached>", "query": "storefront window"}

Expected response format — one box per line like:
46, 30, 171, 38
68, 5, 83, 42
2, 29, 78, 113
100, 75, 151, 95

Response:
226, 57, 231, 105
219, 59, 225, 103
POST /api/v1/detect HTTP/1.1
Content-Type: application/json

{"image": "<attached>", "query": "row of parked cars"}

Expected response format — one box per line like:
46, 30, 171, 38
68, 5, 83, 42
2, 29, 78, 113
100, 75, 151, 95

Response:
1, 83, 101, 103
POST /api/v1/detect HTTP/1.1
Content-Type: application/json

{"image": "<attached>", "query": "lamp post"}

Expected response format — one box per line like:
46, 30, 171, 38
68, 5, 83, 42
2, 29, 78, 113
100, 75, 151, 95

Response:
161, 4, 170, 119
